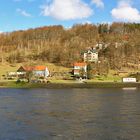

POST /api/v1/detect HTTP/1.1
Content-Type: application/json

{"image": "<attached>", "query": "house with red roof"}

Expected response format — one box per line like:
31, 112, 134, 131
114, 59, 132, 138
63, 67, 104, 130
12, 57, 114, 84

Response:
17, 65, 49, 78
17, 66, 34, 72
33, 66, 49, 78
73, 62, 87, 78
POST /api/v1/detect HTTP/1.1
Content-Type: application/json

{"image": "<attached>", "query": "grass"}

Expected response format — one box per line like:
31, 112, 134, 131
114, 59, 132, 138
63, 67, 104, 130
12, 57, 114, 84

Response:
88, 75, 122, 83
0, 62, 70, 79
0, 80, 140, 89
1, 62, 138, 89
0, 63, 21, 78
49, 80, 78, 84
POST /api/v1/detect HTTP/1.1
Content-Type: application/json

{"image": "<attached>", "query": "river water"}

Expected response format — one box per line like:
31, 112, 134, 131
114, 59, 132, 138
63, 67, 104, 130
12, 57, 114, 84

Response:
0, 88, 140, 140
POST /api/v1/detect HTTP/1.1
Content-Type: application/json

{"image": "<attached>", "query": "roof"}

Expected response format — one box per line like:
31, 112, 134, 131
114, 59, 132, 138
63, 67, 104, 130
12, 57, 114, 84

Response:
22, 66, 34, 71
74, 62, 87, 67
84, 49, 97, 53
18, 65, 47, 72
34, 66, 47, 71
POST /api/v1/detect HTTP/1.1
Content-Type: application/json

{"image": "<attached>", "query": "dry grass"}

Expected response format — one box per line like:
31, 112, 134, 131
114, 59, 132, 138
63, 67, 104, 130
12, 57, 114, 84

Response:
0, 63, 21, 77
0, 62, 70, 79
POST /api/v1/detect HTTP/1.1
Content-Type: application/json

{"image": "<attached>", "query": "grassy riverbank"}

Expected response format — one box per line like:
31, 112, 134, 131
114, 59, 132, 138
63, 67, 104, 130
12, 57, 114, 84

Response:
0, 80, 140, 89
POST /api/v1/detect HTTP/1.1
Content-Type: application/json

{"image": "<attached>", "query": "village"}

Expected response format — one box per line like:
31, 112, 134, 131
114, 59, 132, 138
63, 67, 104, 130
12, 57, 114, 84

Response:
1, 43, 140, 84
1, 2, 140, 139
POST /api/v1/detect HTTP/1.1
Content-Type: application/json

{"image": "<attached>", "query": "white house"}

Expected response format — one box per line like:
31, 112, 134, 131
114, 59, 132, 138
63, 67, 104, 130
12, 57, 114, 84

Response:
73, 62, 87, 77
17, 65, 49, 78
84, 49, 98, 63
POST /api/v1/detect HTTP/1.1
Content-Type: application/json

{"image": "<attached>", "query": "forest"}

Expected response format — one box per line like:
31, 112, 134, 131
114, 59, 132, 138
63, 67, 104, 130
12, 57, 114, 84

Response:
0, 22, 140, 71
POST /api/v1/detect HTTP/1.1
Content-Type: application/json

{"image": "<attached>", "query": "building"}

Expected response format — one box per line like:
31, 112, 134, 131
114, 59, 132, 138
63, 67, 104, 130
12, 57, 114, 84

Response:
17, 65, 49, 78
17, 66, 34, 78
84, 49, 98, 63
73, 62, 87, 78
33, 66, 49, 78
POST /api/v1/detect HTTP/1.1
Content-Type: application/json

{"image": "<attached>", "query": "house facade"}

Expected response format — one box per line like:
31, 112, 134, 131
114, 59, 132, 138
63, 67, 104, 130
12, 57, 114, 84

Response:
73, 62, 87, 77
17, 66, 33, 78
17, 65, 49, 78
33, 66, 49, 78
84, 49, 98, 63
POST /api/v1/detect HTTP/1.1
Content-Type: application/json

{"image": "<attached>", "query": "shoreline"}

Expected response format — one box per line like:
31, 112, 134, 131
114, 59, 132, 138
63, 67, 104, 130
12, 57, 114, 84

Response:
0, 81, 140, 89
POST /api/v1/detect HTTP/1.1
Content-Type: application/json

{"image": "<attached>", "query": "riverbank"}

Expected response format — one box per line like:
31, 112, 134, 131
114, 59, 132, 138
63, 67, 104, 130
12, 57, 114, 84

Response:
0, 81, 140, 89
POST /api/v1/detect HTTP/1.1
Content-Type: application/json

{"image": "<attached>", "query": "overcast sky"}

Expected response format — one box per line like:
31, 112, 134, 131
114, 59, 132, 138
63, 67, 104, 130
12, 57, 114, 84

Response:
0, 0, 140, 32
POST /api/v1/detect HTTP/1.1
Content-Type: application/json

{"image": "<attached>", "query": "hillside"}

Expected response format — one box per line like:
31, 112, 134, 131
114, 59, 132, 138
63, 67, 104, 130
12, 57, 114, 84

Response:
0, 62, 70, 80
0, 22, 140, 75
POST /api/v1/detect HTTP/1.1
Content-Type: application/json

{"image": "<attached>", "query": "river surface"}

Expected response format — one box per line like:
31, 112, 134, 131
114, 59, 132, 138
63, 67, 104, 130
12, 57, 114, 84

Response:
0, 88, 140, 140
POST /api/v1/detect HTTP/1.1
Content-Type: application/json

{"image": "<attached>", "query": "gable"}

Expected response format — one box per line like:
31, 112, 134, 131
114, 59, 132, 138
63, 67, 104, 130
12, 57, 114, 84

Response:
17, 66, 26, 72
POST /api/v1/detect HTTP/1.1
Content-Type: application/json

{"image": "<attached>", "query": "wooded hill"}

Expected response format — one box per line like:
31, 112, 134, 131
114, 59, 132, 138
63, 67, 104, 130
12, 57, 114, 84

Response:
0, 22, 140, 70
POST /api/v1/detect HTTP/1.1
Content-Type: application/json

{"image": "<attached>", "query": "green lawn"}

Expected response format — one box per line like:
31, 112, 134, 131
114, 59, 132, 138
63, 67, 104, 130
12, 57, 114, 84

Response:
1, 80, 139, 89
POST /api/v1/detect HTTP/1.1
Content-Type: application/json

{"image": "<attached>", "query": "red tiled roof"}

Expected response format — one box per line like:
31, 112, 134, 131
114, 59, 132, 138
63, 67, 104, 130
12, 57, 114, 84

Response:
34, 66, 47, 71
74, 62, 87, 67
22, 65, 47, 71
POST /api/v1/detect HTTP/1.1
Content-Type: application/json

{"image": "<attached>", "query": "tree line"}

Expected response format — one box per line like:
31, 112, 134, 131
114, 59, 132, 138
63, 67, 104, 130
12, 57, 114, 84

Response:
0, 22, 140, 70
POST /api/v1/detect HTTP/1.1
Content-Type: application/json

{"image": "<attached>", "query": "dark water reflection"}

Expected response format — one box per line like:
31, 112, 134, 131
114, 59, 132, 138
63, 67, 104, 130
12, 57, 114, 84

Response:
0, 88, 140, 140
